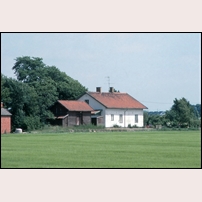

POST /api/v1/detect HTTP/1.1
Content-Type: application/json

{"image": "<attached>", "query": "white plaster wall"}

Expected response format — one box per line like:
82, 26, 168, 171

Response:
105, 109, 144, 128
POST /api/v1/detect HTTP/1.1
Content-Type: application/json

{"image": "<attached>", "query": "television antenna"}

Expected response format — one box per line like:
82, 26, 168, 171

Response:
105, 76, 114, 90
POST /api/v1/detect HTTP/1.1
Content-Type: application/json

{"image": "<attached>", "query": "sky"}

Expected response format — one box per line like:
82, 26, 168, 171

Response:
1, 33, 201, 111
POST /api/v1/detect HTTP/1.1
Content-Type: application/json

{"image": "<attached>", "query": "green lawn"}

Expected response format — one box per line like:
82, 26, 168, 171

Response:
1, 130, 201, 168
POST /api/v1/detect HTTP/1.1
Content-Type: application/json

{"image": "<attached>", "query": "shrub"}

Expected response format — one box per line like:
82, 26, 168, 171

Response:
23, 116, 41, 131
128, 124, 139, 128
128, 124, 132, 128
113, 124, 121, 128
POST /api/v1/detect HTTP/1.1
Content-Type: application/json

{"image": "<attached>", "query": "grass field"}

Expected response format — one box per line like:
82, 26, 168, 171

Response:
1, 130, 201, 168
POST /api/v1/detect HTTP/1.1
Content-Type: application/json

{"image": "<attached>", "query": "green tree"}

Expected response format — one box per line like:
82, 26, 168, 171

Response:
2, 77, 27, 130
12, 56, 87, 100
195, 104, 201, 117
1, 74, 11, 106
31, 78, 58, 123
192, 104, 201, 118
166, 98, 196, 128
143, 111, 149, 127
148, 114, 163, 128
164, 110, 178, 127
2, 76, 42, 131
12, 56, 46, 83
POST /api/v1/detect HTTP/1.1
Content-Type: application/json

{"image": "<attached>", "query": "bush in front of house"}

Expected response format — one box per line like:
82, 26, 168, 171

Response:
113, 124, 121, 128
128, 124, 139, 128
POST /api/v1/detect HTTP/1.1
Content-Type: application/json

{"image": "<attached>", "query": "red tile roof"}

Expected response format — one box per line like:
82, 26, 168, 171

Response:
58, 100, 94, 111
87, 92, 147, 109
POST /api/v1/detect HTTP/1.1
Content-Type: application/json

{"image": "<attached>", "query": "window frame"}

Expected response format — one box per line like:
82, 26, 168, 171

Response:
119, 114, 123, 123
135, 114, 138, 123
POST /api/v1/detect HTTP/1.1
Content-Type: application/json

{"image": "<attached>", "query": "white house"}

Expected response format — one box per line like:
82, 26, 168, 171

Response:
78, 87, 148, 127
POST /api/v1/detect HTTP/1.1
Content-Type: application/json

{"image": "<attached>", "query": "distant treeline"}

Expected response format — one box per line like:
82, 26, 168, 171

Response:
148, 104, 201, 118
145, 101, 201, 128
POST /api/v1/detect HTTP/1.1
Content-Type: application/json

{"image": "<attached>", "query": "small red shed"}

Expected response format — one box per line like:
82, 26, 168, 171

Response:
1, 102, 12, 134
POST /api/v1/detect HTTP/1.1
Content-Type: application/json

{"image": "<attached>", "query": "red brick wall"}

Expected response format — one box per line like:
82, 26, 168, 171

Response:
1, 116, 11, 134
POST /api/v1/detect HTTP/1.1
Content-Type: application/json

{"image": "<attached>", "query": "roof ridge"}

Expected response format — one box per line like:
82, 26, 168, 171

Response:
57, 100, 94, 111
58, 100, 85, 102
85, 92, 147, 109
88, 92, 127, 94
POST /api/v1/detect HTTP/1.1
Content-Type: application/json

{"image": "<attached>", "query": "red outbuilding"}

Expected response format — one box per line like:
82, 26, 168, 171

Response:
1, 102, 12, 134
49, 100, 94, 127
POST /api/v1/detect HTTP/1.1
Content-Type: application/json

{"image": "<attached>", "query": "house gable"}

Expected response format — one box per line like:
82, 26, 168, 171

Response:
78, 94, 106, 110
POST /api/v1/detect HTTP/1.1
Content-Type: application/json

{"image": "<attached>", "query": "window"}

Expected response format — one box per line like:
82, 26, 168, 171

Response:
119, 114, 123, 123
111, 114, 114, 121
85, 99, 89, 104
135, 114, 138, 123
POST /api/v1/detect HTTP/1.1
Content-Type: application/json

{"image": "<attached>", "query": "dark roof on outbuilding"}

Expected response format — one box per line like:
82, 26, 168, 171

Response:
1, 108, 12, 116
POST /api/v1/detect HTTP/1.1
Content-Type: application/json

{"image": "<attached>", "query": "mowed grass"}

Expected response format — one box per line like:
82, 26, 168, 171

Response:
1, 130, 201, 168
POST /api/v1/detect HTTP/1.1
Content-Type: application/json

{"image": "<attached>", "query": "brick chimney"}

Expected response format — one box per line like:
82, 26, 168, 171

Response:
96, 87, 102, 93
1, 102, 3, 108
109, 87, 114, 93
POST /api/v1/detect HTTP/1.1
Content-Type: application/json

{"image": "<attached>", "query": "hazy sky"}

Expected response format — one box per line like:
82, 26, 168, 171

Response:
1, 33, 201, 111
